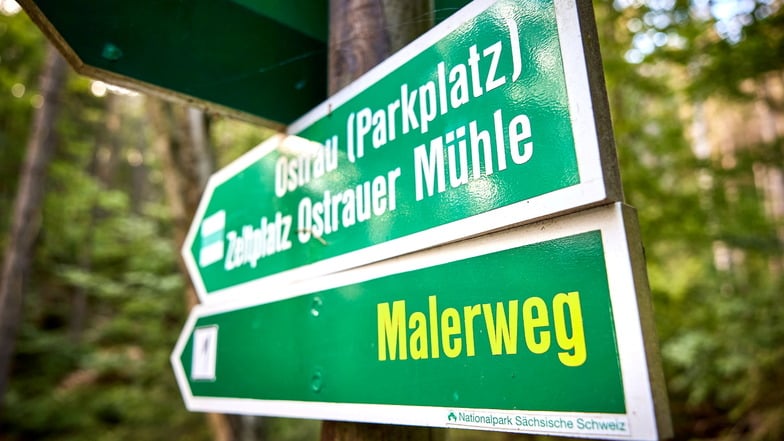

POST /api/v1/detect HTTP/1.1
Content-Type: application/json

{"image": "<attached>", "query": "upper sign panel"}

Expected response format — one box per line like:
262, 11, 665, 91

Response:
184, 0, 623, 303
19, 0, 328, 127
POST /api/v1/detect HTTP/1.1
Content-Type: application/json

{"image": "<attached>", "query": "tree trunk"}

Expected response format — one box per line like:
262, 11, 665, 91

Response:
145, 99, 235, 440
146, 102, 215, 265
69, 94, 124, 343
0, 44, 67, 408
328, 0, 431, 93
322, 0, 436, 439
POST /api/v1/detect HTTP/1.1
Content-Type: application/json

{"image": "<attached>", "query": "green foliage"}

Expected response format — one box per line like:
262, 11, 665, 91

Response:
0, 10, 208, 436
690, 9, 784, 99
2, 1, 784, 440
596, 0, 784, 439
263, 418, 321, 441
0, 9, 43, 240
2, 170, 208, 440
210, 116, 277, 167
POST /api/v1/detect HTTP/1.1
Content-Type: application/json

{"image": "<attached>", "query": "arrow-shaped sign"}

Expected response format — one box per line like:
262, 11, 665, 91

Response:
172, 203, 671, 440
182, 0, 623, 304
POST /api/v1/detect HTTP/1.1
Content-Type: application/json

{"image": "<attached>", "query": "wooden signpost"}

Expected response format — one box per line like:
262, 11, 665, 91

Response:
20, 0, 673, 439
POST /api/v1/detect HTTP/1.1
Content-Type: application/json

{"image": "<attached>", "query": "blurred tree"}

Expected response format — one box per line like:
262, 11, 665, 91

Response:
0, 5, 211, 439
146, 98, 240, 441
0, 42, 66, 407
0, 0, 44, 224
595, 0, 784, 439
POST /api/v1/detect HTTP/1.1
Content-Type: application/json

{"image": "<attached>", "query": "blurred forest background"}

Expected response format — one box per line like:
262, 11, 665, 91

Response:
0, 0, 782, 440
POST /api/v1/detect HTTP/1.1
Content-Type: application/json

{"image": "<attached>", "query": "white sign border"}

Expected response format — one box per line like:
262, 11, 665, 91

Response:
173, 203, 671, 440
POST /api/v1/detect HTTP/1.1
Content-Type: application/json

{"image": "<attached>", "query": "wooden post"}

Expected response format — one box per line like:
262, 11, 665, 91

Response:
328, 0, 432, 93
322, 0, 441, 440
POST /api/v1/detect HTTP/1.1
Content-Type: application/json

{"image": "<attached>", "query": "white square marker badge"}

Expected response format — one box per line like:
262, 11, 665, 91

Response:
191, 326, 219, 381
199, 210, 226, 268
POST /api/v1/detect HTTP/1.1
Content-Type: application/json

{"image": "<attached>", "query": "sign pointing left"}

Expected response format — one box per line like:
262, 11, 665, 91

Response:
172, 203, 671, 440
183, 0, 623, 304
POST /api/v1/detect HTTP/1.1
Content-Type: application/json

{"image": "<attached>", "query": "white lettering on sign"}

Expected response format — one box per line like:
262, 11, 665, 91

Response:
297, 168, 401, 244
413, 109, 533, 201
195, 14, 542, 279
274, 135, 339, 198
345, 16, 522, 162
224, 212, 293, 271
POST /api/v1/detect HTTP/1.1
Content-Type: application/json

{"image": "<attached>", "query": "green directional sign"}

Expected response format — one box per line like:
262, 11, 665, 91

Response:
172, 203, 671, 440
182, 0, 622, 303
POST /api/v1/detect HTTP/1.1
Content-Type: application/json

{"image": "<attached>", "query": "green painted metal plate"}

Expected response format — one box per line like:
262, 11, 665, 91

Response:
20, 0, 327, 126
182, 0, 621, 304
172, 204, 667, 440
230, 0, 327, 43
20, 0, 472, 126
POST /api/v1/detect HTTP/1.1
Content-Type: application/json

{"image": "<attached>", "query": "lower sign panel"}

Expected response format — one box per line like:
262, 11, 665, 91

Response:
171, 203, 672, 440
